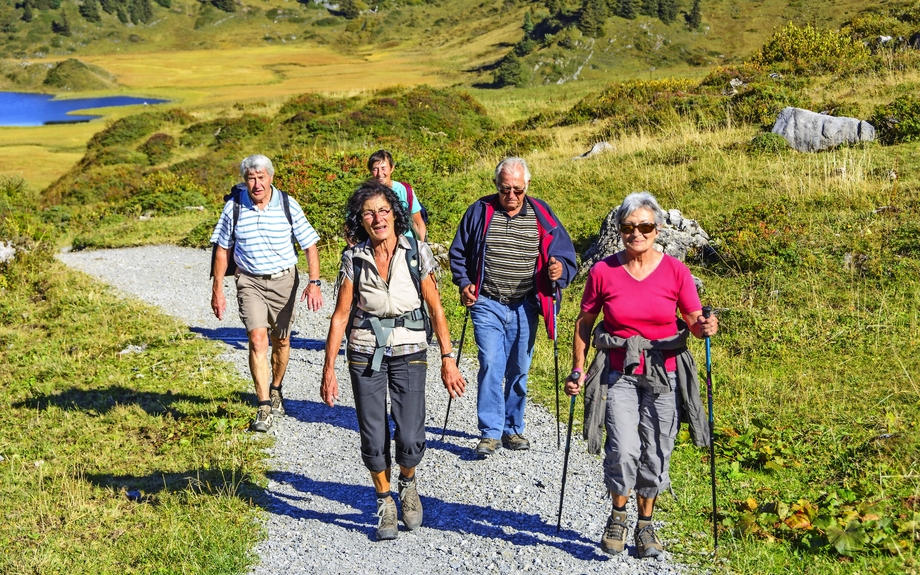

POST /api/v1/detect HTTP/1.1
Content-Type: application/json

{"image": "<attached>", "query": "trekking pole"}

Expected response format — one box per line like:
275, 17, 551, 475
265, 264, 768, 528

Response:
553, 282, 561, 450
703, 306, 718, 553
556, 393, 577, 533
439, 308, 469, 441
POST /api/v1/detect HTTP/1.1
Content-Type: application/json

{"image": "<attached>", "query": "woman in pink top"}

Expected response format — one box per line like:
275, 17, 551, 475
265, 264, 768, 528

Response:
564, 192, 718, 558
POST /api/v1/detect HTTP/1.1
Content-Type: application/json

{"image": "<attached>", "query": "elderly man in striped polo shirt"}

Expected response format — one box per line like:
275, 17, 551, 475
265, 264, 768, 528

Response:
449, 157, 577, 456
210, 154, 324, 432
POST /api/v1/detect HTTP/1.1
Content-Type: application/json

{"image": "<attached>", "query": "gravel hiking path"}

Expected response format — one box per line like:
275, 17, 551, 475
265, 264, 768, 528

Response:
59, 245, 691, 575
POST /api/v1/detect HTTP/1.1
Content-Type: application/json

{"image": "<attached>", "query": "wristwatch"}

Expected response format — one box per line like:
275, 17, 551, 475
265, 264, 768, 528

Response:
308, 279, 322, 286
441, 352, 456, 360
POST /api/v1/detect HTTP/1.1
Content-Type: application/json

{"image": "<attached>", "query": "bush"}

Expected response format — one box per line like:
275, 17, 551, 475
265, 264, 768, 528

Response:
746, 132, 788, 154
279, 92, 352, 117
89, 113, 163, 150
313, 16, 339, 26
124, 171, 210, 216
871, 95, 920, 144
753, 23, 871, 74
713, 201, 808, 273
139, 133, 176, 165
730, 81, 813, 129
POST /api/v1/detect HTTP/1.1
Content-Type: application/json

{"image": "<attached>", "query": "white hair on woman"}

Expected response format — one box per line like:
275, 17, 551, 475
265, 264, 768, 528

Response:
615, 191, 666, 228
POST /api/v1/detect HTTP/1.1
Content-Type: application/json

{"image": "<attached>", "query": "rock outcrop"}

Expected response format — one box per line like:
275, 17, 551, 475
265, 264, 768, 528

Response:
771, 107, 875, 153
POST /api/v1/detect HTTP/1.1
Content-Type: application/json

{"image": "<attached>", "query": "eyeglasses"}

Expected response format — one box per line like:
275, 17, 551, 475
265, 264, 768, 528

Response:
361, 207, 392, 220
619, 222, 657, 235
498, 186, 526, 196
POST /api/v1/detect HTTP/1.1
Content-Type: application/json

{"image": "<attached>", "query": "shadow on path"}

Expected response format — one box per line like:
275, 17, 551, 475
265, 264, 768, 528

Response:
261, 471, 607, 560
190, 327, 333, 352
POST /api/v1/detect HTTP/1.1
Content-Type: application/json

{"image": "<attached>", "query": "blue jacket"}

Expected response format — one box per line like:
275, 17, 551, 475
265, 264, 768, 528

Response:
449, 194, 577, 338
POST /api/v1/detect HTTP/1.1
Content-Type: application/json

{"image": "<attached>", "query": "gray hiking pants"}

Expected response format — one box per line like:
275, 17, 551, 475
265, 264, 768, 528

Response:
603, 371, 681, 499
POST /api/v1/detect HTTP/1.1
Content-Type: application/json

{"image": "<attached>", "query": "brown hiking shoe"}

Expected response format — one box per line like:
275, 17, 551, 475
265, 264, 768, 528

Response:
635, 520, 664, 558
249, 404, 273, 433
269, 387, 285, 416
398, 476, 423, 530
475, 438, 501, 457
600, 509, 629, 555
376, 496, 398, 541
501, 433, 531, 451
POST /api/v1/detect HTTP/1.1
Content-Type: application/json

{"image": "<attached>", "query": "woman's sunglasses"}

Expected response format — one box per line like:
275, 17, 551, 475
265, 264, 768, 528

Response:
619, 222, 657, 235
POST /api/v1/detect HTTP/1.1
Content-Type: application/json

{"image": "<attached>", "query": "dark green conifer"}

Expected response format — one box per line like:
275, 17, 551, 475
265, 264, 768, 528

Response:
51, 10, 71, 35
657, 0, 678, 24
615, 0, 636, 19
544, 0, 563, 14
577, 0, 606, 38
687, 0, 701, 29
21, 0, 33, 22
79, 0, 101, 22
639, 0, 656, 17
493, 54, 527, 87
522, 9, 534, 36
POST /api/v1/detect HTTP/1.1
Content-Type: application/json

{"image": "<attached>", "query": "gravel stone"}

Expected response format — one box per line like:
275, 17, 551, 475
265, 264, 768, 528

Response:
59, 245, 692, 575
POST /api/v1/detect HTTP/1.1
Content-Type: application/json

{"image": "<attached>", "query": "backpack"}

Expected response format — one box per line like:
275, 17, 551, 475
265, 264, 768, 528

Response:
209, 183, 297, 279
401, 181, 429, 238
346, 236, 432, 368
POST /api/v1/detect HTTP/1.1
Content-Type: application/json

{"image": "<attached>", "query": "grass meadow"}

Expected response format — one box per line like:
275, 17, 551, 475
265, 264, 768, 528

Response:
3, 1, 920, 571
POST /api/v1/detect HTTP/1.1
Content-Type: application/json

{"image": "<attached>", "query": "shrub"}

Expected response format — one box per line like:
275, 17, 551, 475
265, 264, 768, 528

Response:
313, 16, 339, 26
730, 81, 813, 129
124, 171, 210, 215
752, 23, 871, 74
713, 201, 807, 273
746, 132, 788, 154
89, 113, 163, 150
279, 92, 352, 117
871, 95, 920, 144
139, 133, 176, 165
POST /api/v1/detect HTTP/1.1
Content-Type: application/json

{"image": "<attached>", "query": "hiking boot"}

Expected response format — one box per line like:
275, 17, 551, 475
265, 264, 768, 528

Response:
249, 404, 273, 433
600, 509, 629, 555
398, 476, 423, 530
475, 438, 501, 457
269, 387, 285, 416
376, 496, 398, 541
634, 520, 664, 558
501, 433, 531, 451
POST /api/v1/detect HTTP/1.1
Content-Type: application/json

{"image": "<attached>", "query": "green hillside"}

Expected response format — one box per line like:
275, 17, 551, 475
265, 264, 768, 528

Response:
3, 1, 920, 574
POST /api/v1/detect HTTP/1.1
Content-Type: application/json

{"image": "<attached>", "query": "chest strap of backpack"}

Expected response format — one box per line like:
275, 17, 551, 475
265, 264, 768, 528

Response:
352, 307, 426, 371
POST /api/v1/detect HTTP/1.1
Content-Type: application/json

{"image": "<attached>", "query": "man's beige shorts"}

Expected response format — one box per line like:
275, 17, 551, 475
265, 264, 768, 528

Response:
235, 270, 299, 339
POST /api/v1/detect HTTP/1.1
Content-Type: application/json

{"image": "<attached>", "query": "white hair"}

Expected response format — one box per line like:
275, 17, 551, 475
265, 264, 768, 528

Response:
239, 154, 274, 179
493, 157, 531, 185
615, 191, 666, 228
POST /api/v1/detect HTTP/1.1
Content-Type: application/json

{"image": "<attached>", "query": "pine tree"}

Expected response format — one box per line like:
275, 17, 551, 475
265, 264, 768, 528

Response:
99, 0, 116, 15
544, 0, 563, 15
522, 9, 534, 36
129, 0, 153, 23
686, 0, 701, 30
21, 0, 33, 22
657, 0, 678, 24
79, 0, 101, 22
615, 0, 636, 19
51, 10, 71, 35
577, 0, 606, 38
211, 0, 235, 12
493, 54, 527, 88
639, 0, 656, 17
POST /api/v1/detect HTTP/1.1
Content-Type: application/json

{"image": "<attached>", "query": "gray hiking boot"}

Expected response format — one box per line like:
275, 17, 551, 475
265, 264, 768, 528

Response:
376, 496, 398, 541
634, 520, 664, 558
475, 438, 501, 457
398, 476, 423, 530
249, 404, 273, 433
600, 509, 629, 555
269, 387, 285, 416
501, 433, 531, 451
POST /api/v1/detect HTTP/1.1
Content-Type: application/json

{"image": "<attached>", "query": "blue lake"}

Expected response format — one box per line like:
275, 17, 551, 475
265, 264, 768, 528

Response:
0, 92, 169, 127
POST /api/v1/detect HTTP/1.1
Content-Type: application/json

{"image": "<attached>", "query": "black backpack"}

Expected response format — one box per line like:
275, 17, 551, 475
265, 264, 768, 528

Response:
209, 183, 297, 279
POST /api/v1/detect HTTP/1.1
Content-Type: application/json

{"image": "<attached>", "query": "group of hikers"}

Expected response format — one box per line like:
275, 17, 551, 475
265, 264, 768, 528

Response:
209, 151, 719, 557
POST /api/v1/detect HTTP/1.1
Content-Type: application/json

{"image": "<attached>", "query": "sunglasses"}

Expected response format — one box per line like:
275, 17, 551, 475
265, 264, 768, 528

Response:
619, 222, 657, 235
498, 186, 526, 196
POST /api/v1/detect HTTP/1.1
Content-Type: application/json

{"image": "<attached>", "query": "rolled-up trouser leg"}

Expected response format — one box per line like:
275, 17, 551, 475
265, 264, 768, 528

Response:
635, 372, 680, 499
388, 350, 428, 469
349, 351, 392, 472
603, 371, 680, 498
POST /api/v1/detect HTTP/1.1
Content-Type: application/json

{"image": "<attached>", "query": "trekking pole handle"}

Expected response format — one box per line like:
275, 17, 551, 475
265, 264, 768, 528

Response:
702, 306, 712, 319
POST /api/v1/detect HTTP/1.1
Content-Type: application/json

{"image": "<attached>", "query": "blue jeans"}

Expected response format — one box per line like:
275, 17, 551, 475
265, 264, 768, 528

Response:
469, 295, 539, 439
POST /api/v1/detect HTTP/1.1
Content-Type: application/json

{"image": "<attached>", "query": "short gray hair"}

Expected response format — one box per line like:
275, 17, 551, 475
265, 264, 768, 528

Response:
493, 157, 531, 185
615, 191, 666, 229
239, 154, 274, 179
